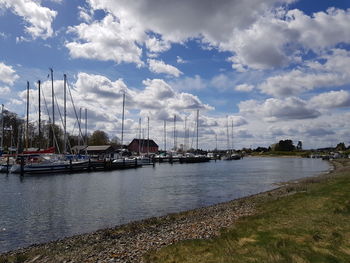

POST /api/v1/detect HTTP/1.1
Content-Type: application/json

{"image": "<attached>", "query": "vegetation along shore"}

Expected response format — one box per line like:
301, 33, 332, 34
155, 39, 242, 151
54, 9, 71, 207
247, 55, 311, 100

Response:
2, 159, 350, 263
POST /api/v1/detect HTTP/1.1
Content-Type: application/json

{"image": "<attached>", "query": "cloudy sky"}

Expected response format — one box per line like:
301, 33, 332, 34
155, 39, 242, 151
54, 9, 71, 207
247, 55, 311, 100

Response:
0, 0, 349, 150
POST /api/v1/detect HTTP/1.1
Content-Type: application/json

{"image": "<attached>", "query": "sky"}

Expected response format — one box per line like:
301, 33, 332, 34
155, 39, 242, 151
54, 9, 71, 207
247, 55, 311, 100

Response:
0, 0, 350, 150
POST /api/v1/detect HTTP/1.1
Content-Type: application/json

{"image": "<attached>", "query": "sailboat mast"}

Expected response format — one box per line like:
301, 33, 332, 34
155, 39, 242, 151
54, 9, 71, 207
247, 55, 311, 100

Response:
196, 109, 199, 151
231, 119, 234, 151
121, 92, 125, 148
1, 104, 4, 151
38, 80, 41, 148
138, 118, 141, 155
164, 120, 166, 152
50, 68, 55, 148
26, 81, 29, 151
85, 108, 87, 147
226, 115, 229, 152
173, 114, 176, 151
147, 116, 150, 155
184, 116, 187, 152
63, 74, 67, 154
78, 108, 82, 147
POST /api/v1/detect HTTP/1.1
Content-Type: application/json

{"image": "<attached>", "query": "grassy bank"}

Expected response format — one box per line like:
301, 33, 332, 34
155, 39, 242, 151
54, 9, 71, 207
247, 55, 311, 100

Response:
145, 160, 350, 263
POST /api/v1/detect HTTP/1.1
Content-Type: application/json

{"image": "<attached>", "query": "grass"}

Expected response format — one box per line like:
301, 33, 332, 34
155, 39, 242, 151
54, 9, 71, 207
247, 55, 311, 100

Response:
145, 161, 350, 263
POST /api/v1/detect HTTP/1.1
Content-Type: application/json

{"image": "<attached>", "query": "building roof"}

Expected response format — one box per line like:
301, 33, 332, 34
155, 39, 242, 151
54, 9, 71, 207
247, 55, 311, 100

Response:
86, 145, 114, 151
71, 145, 87, 151
129, 139, 158, 147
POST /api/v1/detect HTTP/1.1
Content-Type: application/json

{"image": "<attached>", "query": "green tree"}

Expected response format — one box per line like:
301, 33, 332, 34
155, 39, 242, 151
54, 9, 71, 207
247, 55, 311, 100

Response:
89, 130, 109, 145
297, 141, 303, 150
275, 140, 295, 151
336, 142, 346, 151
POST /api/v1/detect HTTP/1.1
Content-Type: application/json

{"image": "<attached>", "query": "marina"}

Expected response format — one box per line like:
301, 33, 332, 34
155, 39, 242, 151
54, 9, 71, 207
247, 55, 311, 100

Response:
0, 157, 330, 253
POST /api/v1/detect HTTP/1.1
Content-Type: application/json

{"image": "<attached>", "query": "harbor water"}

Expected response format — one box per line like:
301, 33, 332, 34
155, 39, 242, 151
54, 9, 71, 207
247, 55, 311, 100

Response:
0, 157, 330, 253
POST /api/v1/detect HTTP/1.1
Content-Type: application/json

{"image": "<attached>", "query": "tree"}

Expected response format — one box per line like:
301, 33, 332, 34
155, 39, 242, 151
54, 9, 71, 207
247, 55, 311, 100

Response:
336, 142, 346, 151
296, 141, 303, 150
89, 130, 109, 145
274, 140, 295, 151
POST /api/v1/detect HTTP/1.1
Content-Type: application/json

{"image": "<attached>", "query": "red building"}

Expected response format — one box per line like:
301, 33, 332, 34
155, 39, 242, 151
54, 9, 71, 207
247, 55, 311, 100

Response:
128, 139, 158, 154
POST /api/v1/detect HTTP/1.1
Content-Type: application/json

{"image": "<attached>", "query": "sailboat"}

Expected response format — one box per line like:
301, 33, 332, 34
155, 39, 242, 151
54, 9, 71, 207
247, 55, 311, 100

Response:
179, 110, 210, 163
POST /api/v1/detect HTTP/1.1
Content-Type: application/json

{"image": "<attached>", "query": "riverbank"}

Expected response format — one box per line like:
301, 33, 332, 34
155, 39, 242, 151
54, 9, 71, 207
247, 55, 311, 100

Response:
1, 159, 346, 263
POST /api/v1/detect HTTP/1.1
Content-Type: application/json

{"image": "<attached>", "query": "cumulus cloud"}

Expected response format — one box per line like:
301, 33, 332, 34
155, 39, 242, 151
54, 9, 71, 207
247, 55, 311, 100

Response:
148, 59, 183, 77
170, 75, 207, 91
258, 49, 350, 97
66, 14, 144, 66
230, 116, 248, 126
176, 56, 187, 64
0, 62, 19, 85
310, 90, 350, 109
66, 0, 295, 66
0, 0, 57, 39
235, 84, 254, 92
239, 97, 320, 122
145, 37, 171, 53
210, 74, 233, 91
0, 86, 10, 94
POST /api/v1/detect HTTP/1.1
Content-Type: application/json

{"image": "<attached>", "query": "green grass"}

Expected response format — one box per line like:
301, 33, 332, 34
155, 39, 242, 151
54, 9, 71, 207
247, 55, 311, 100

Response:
145, 162, 350, 263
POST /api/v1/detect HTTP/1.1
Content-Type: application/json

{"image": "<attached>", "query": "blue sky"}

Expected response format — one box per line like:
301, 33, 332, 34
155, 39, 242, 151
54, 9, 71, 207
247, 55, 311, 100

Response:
0, 0, 350, 150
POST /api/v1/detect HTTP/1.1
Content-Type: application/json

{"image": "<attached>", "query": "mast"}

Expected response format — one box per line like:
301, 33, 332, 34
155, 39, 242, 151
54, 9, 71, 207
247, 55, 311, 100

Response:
0, 105, 3, 151
138, 118, 141, 155
215, 133, 217, 151
38, 80, 41, 148
78, 108, 82, 147
85, 108, 87, 147
63, 74, 67, 154
196, 109, 199, 151
231, 119, 234, 152
173, 114, 176, 151
50, 68, 55, 148
121, 92, 125, 149
183, 116, 187, 152
164, 120, 166, 152
26, 81, 29, 151
147, 116, 150, 155
226, 115, 229, 153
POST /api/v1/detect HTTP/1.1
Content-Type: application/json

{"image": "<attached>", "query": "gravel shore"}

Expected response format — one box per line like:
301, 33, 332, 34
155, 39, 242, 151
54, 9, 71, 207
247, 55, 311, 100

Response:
1, 161, 338, 263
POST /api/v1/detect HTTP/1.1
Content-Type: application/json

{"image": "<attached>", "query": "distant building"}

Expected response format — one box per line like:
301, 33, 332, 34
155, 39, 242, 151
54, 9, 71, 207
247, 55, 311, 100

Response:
128, 139, 158, 154
86, 145, 115, 159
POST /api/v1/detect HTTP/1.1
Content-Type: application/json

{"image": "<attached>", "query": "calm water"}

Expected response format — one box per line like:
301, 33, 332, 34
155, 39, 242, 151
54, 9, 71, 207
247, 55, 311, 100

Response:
0, 157, 329, 253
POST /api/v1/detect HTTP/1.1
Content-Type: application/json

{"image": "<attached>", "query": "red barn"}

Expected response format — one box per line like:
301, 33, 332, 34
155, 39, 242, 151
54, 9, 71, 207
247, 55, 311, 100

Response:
128, 139, 158, 154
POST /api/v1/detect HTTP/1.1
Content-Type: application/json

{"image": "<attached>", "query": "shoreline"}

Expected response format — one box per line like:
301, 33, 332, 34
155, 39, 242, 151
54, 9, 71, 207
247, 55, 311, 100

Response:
1, 160, 338, 263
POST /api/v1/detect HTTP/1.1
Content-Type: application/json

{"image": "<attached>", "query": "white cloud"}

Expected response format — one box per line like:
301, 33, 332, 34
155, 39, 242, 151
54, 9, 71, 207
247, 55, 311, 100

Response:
239, 97, 320, 122
176, 56, 187, 64
229, 116, 248, 126
66, 0, 294, 66
0, 62, 19, 85
0, 0, 57, 39
78, 5, 94, 23
211, 74, 233, 91
310, 90, 350, 109
148, 59, 183, 77
235, 84, 254, 92
170, 75, 207, 91
66, 14, 144, 66
145, 37, 171, 53
226, 8, 350, 70
0, 86, 10, 94
258, 49, 350, 97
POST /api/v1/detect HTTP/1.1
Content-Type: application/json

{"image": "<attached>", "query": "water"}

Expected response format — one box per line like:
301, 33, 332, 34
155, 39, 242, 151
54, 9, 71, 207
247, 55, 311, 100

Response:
0, 157, 329, 253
